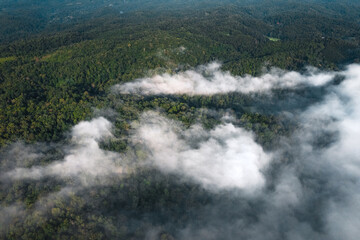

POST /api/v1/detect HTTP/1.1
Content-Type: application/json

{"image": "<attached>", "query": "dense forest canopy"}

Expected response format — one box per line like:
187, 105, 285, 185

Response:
1, 0, 360, 239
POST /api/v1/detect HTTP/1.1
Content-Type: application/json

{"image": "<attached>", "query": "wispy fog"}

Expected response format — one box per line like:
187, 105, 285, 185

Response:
2, 64, 360, 239
3, 117, 123, 186
115, 62, 335, 95
134, 111, 270, 193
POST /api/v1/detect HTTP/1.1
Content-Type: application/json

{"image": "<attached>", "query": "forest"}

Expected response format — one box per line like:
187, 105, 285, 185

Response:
1, 0, 360, 239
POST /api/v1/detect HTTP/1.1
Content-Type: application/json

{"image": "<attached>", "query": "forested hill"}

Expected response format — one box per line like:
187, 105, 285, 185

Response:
1, 0, 360, 42
1, 0, 360, 145
1, 1, 360, 239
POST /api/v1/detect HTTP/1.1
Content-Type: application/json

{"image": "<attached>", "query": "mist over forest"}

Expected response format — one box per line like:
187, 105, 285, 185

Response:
1, 0, 360, 239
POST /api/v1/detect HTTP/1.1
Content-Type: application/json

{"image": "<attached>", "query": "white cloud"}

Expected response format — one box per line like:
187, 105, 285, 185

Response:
143, 63, 360, 240
134, 111, 271, 193
5, 117, 123, 185
297, 64, 360, 240
114, 62, 335, 95
3, 62, 360, 239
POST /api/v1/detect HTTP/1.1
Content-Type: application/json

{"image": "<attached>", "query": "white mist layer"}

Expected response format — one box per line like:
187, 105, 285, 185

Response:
2, 63, 360, 239
174, 64, 360, 240
134, 112, 270, 192
6, 117, 122, 185
115, 62, 335, 95
299, 64, 360, 240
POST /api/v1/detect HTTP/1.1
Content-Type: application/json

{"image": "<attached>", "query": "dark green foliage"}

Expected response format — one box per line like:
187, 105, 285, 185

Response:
1, 3, 359, 144
1, 1, 360, 239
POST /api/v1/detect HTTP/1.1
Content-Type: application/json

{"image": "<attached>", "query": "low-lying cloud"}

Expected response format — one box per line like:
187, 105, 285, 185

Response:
134, 111, 271, 193
3, 117, 123, 185
296, 64, 360, 240
2, 63, 360, 239
167, 64, 360, 240
115, 62, 336, 95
